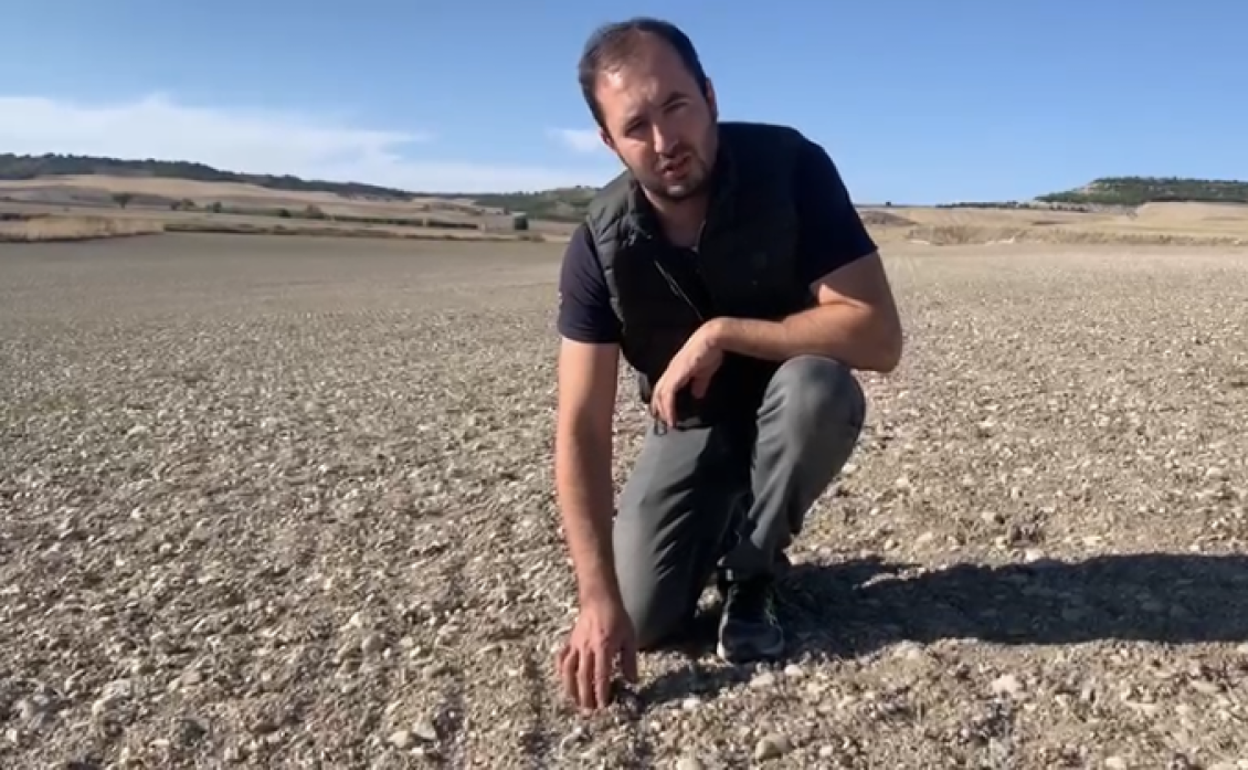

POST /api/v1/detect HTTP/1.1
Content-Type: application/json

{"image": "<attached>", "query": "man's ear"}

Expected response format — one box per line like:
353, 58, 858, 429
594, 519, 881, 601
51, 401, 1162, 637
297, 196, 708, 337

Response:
705, 77, 719, 121
598, 127, 615, 151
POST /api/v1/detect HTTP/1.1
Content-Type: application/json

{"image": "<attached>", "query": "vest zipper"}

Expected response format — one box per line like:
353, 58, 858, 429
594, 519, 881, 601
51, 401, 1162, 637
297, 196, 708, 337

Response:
652, 259, 705, 323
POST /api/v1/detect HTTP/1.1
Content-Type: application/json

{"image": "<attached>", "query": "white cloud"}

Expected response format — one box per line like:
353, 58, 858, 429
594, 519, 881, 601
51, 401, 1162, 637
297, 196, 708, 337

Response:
0, 93, 611, 192
548, 127, 606, 154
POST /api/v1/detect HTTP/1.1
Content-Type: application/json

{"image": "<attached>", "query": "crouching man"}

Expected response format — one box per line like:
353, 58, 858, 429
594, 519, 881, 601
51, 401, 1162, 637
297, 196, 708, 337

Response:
552, 17, 904, 712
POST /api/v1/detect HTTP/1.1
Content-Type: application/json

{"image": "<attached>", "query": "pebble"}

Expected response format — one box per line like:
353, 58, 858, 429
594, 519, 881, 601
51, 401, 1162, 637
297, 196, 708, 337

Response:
991, 674, 1023, 697
680, 697, 701, 711
176, 716, 208, 745
754, 733, 791, 761
91, 678, 133, 717
1104, 757, 1128, 770
412, 718, 438, 743
676, 757, 706, 770
749, 672, 778, 689
389, 729, 414, 749
1190, 679, 1221, 695
782, 664, 805, 679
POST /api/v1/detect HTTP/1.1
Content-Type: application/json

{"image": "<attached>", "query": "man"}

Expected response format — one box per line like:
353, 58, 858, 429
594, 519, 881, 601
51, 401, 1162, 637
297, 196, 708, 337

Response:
553, 17, 904, 712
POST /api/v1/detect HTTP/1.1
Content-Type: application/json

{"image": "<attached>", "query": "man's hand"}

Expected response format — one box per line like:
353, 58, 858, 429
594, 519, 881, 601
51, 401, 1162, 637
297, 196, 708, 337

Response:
557, 596, 639, 712
650, 324, 724, 428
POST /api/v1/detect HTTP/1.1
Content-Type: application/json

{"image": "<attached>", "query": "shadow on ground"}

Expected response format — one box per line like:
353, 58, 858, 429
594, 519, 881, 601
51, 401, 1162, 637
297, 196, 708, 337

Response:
634, 553, 1248, 707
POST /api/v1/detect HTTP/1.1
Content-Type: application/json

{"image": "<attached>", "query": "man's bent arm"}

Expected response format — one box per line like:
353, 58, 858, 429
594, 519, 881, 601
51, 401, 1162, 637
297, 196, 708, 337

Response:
554, 337, 623, 605
705, 252, 904, 372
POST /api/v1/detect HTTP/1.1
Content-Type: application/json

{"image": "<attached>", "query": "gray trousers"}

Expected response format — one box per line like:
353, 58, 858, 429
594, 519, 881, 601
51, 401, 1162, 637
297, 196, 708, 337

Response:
613, 355, 867, 649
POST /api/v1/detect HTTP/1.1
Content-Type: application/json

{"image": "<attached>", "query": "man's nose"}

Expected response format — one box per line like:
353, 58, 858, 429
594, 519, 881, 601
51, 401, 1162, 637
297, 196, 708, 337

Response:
650, 119, 678, 156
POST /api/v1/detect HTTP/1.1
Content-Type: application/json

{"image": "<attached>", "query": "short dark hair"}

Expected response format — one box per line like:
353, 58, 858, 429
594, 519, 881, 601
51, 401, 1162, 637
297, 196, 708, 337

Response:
576, 17, 709, 130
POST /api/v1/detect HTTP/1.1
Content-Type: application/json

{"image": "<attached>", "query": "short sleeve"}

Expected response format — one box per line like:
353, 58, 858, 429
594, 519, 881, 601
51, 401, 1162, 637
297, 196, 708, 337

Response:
794, 138, 879, 286
556, 223, 623, 344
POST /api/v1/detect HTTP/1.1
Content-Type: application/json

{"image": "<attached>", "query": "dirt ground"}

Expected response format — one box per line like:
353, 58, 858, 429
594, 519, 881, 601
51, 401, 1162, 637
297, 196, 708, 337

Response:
2, 234, 1248, 769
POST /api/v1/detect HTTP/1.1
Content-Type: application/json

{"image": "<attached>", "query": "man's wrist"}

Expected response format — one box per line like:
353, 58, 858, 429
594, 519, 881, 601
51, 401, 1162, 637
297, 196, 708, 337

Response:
702, 316, 736, 352
578, 579, 622, 608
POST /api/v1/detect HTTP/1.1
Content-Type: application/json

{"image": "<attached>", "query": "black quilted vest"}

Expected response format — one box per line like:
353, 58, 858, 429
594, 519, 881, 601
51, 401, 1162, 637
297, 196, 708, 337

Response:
585, 121, 813, 428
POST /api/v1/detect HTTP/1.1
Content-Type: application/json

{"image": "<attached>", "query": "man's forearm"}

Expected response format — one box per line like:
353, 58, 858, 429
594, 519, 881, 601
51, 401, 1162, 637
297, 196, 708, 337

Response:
706, 304, 901, 372
554, 424, 620, 605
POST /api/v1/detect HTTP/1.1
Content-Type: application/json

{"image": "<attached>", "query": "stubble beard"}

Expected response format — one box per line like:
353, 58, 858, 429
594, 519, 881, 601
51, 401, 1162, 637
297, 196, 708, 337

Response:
640, 156, 710, 202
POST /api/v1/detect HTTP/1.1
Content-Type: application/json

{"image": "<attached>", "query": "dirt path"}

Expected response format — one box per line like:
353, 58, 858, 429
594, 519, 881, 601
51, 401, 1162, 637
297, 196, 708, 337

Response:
2, 236, 1247, 768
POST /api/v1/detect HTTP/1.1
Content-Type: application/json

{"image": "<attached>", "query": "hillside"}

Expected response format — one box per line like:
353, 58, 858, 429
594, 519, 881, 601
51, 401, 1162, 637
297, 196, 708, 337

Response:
0, 153, 416, 202
468, 187, 599, 222
1037, 176, 1248, 206
6, 154, 1248, 219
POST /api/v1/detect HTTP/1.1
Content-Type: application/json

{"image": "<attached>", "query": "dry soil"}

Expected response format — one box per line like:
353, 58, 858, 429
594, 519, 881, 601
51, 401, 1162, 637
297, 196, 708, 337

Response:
2, 235, 1248, 769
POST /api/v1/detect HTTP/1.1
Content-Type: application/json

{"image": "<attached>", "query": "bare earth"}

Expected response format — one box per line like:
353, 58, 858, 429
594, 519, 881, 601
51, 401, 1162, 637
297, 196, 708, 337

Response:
2, 234, 1248, 769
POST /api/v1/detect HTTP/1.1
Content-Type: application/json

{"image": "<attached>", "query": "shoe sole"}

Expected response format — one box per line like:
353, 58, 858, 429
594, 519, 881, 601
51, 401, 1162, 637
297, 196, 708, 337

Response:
716, 637, 785, 664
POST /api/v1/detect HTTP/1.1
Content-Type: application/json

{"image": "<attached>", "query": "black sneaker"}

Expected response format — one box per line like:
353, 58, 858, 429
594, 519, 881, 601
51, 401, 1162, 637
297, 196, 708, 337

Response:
715, 576, 785, 664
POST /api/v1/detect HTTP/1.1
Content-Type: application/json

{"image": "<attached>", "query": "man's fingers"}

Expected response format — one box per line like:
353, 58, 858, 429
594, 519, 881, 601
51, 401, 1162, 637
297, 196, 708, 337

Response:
650, 384, 670, 428
593, 642, 616, 710
578, 647, 597, 711
560, 647, 581, 707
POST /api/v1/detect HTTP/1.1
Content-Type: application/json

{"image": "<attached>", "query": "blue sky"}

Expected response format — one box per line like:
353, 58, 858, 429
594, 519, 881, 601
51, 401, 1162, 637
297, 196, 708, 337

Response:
2, 0, 1244, 203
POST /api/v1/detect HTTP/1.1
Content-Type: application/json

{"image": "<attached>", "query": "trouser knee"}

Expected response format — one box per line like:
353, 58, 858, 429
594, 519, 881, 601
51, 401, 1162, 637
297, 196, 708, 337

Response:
618, 575, 695, 650
765, 356, 866, 436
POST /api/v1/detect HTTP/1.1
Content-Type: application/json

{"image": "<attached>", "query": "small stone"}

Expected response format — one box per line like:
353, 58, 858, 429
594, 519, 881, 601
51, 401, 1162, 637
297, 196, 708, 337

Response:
991, 674, 1023, 697
412, 718, 438, 743
361, 633, 386, 655
176, 716, 209, 745
750, 672, 778, 689
681, 697, 701, 711
15, 698, 44, 722
676, 757, 706, 770
558, 726, 587, 752
754, 733, 791, 761
91, 678, 133, 716
782, 664, 805, 679
1191, 679, 1221, 695
1105, 757, 1128, 770
389, 729, 414, 749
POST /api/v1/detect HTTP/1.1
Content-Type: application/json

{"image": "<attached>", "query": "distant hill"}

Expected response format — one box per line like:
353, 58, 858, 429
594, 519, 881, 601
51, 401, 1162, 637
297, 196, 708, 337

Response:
1037, 176, 1248, 206
0, 152, 609, 221
8, 154, 1247, 218
468, 187, 600, 223
0, 152, 417, 202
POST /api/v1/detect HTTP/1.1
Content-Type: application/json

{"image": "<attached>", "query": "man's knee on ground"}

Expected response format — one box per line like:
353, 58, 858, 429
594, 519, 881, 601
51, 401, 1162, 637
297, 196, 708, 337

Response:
764, 355, 866, 435
620, 585, 694, 651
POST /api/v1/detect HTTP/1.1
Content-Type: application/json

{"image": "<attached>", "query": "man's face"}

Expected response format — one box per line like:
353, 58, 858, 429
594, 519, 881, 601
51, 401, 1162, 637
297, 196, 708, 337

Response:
594, 36, 718, 203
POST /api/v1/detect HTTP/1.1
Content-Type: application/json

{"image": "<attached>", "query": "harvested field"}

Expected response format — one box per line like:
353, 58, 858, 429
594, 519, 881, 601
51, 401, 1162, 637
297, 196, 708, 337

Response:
0, 215, 165, 243
2, 235, 1248, 769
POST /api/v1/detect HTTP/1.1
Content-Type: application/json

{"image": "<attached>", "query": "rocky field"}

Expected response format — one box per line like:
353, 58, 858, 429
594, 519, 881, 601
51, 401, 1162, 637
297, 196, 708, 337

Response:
2, 234, 1248, 769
